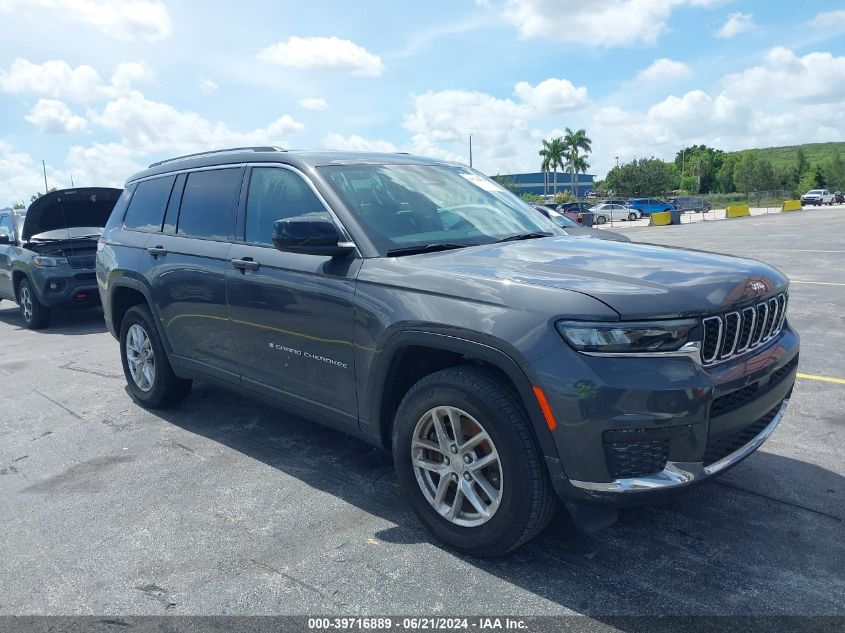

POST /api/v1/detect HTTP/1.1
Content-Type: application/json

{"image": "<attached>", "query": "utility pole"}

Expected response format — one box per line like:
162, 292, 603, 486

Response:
468, 133, 473, 168
70, 174, 74, 188
615, 156, 619, 168
42, 160, 48, 194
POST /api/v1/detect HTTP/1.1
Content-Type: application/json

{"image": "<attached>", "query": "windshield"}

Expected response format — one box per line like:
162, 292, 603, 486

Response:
807, 190, 823, 195
319, 164, 560, 255
29, 226, 103, 241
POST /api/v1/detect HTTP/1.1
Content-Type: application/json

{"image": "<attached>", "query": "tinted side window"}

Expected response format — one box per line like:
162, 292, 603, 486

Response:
0, 215, 13, 236
245, 167, 327, 245
177, 168, 243, 241
123, 176, 176, 232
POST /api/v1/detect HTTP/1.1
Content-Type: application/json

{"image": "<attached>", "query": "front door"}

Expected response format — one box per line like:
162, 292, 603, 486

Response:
226, 165, 361, 425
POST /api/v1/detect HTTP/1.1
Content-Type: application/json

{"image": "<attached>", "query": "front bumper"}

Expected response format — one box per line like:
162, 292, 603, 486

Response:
32, 271, 101, 308
530, 325, 799, 503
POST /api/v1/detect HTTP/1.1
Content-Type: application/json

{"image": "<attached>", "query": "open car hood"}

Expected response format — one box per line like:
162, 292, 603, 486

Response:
23, 187, 122, 241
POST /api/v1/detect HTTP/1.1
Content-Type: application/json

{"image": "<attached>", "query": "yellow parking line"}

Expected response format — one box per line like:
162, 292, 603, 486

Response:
796, 372, 845, 385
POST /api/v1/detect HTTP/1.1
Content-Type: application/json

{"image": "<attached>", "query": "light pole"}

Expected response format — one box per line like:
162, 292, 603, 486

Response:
42, 160, 48, 194
468, 133, 473, 169
615, 156, 619, 169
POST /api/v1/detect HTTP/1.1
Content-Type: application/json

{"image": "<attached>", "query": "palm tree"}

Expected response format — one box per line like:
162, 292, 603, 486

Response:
541, 137, 566, 196
538, 141, 551, 197
562, 128, 592, 198
565, 154, 590, 190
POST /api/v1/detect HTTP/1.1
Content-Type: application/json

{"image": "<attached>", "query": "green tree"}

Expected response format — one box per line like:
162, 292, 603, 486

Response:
674, 145, 724, 193
796, 148, 807, 178
715, 153, 739, 192
604, 158, 674, 196
733, 152, 759, 194
823, 152, 845, 191
798, 163, 825, 192
492, 174, 521, 195
562, 128, 592, 198
754, 157, 777, 191
12, 201, 26, 209
539, 137, 566, 195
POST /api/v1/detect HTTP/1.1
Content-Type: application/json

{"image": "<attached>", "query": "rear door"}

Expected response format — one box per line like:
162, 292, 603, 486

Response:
149, 167, 243, 381
226, 164, 361, 425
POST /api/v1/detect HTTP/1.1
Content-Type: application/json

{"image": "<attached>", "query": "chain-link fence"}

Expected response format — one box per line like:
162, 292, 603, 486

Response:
700, 190, 796, 213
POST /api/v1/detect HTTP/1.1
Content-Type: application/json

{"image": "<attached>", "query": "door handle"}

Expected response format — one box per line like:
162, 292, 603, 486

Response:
231, 258, 260, 272
147, 245, 167, 257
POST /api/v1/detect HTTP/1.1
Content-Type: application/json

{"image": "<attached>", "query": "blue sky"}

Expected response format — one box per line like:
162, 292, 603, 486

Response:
1, 0, 844, 205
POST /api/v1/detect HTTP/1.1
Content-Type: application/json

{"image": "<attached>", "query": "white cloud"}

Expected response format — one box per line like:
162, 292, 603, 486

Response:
0, 141, 72, 206
300, 97, 329, 111
0, 59, 155, 102
0, 0, 171, 41
25, 99, 87, 133
64, 142, 143, 188
503, 0, 712, 47
323, 133, 397, 152
258, 36, 385, 77
635, 58, 691, 82
807, 9, 845, 32
198, 79, 219, 94
92, 90, 305, 155
716, 12, 754, 38
513, 78, 588, 112
722, 47, 845, 105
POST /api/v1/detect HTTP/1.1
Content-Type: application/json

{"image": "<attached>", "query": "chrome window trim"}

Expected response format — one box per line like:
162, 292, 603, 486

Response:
569, 398, 789, 492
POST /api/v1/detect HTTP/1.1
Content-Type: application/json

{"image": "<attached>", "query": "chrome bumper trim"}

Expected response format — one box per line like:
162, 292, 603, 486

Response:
569, 398, 789, 493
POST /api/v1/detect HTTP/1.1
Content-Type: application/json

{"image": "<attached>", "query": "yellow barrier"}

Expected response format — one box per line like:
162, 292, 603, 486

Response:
650, 211, 671, 226
726, 204, 750, 218
782, 200, 802, 212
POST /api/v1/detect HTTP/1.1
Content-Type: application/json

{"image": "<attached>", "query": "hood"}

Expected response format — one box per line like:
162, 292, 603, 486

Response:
23, 187, 122, 241
563, 227, 630, 242
395, 236, 788, 320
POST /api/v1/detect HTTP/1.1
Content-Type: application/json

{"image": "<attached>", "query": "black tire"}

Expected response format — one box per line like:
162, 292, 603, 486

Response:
596, 215, 607, 225
392, 366, 556, 557
119, 304, 192, 408
627, 212, 637, 221
18, 278, 51, 329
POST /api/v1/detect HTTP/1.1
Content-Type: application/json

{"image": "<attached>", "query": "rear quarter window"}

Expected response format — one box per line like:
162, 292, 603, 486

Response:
123, 176, 176, 232
176, 168, 244, 241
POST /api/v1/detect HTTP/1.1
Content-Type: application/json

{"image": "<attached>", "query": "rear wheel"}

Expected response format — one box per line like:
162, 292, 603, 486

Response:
596, 215, 607, 225
392, 366, 556, 556
120, 304, 192, 408
18, 278, 51, 329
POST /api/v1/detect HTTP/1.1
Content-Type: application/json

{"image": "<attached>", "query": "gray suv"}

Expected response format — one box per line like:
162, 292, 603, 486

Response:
0, 188, 120, 328
97, 148, 799, 556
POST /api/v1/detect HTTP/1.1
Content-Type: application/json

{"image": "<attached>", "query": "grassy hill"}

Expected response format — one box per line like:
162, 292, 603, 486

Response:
739, 142, 845, 169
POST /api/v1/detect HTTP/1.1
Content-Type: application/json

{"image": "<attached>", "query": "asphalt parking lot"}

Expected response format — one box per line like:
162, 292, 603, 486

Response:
1, 208, 843, 618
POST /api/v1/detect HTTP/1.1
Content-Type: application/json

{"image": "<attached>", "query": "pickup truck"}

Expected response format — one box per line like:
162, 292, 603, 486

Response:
800, 189, 835, 206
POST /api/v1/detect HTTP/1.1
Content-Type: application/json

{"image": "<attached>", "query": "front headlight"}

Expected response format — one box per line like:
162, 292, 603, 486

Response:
556, 319, 698, 353
33, 255, 68, 267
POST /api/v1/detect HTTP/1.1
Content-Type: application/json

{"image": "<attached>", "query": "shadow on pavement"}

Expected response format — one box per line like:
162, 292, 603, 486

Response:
0, 304, 106, 335
151, 381, 844, 618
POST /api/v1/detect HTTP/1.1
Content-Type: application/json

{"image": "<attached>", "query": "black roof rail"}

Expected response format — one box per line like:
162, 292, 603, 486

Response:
147, 146, 286, 168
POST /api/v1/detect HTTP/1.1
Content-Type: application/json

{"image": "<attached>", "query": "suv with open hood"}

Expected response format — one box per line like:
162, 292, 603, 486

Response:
97, 148, 799, 556
0, 188, 121, 329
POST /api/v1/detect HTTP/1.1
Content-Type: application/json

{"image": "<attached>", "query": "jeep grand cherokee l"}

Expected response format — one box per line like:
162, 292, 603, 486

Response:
97, 148, 799, 556
0, 188, 120, 328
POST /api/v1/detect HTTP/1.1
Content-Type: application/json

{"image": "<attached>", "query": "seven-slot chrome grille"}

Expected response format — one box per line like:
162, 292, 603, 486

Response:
701, 292, 788, 364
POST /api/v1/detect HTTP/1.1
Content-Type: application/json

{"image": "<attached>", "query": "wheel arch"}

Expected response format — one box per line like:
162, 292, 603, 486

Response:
370, 331, 560, 463
107, 276, 173, 355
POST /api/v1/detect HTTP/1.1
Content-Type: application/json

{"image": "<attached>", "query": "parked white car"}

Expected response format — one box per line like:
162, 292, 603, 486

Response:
800, 189, 835, 206
589, 203, 639, 224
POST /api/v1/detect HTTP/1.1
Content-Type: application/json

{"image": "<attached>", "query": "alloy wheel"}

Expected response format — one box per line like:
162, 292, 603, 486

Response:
126, 323, 156, 392
411, 406, 503, 527
20, 286, 33, 322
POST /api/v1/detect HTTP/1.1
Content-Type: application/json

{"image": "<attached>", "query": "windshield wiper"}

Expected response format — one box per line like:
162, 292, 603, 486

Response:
495, 231, 553, 243
386, 243, 471, 257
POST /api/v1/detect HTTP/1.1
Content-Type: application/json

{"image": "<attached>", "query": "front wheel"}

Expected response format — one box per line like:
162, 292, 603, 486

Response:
120, 305, 192, 408
18, 278, 51, 329
596, 215, 607, 225
627, 212, 637, 221
392, 366, 556, 557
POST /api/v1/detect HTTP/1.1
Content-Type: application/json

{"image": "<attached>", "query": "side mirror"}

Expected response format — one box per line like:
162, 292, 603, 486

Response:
272, 213, 355, 257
